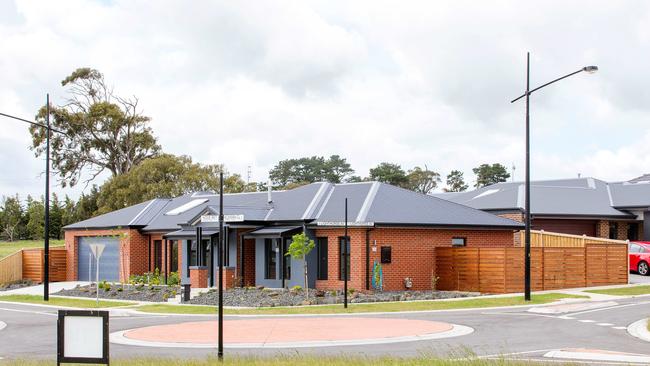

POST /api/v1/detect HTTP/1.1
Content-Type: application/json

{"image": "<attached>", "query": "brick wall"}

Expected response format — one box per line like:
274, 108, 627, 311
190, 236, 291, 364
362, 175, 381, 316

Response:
497, 212, 523, 245
189, 267, 208, 288
64, 228, 149, 282
314, 227, 515, 291
616, 222, 629, 241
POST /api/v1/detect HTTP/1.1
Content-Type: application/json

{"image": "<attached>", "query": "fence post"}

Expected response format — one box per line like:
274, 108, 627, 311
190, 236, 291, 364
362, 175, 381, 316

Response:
582, 234, 586, 247
540, 230, 544, 247
626, 240, 630, 284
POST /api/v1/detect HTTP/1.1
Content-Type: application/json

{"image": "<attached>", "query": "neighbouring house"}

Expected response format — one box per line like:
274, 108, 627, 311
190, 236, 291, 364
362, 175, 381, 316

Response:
63, 182, 522, 291
434, 175, 650, 242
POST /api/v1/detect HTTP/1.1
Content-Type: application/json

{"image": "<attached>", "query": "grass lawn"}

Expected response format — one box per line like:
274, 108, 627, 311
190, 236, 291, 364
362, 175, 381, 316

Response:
0, 239, 65, 259
0, 356, 571, 365
0, 294, 134, 308
585, 285, 650, 296
137, 293, 587, 315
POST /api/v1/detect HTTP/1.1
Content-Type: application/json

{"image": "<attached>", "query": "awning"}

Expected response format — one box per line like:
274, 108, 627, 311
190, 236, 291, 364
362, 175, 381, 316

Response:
244, 226, 302, 238
163, 228, 220, 239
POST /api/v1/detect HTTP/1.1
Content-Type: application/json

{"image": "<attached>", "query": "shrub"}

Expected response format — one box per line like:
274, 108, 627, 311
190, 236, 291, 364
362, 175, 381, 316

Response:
116, 287, 123, 292
291, 285, 303, 292
167, 271, 180, 286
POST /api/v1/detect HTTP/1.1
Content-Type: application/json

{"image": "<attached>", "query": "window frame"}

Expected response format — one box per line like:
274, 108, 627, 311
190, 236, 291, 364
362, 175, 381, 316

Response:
316, 237, 328, 280
338, 236, 351, 281
380, 245, 392, 264
451, 237, 467, 247
264, 238, 277, 280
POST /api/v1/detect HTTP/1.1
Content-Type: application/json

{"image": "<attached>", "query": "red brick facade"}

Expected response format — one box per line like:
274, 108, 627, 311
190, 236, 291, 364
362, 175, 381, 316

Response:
313, 227, 515, 291
64, 228, 149, 282
189, 267, 208, 288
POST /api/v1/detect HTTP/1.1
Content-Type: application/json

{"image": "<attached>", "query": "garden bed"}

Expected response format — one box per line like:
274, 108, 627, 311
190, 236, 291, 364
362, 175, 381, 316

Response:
189, 288, 479, 308
56, 284, 180, 303
0, 280, 34, 292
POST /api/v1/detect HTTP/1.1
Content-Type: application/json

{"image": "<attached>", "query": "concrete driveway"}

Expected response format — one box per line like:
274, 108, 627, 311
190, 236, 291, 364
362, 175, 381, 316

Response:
630, 274, 650, 284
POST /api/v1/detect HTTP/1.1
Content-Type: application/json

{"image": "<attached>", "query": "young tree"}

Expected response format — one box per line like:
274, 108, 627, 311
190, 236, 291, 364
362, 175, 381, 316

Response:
0, 195, 23, 241
406, 166, 441, 194
369, 162, 408, 187
269, 155, 354, 188
285, 232, 315, 297
29, 68, 161, 187
445, 170, 469, 192
472, 163, 511, 188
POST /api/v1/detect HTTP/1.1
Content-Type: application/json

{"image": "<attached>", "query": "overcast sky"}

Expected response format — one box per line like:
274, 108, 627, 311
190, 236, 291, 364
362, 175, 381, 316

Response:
1, 0, 649, 201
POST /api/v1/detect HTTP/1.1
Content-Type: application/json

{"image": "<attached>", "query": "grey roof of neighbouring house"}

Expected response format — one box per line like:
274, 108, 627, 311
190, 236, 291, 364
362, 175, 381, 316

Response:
64, 181, 524, 232
433, 177, 650, 218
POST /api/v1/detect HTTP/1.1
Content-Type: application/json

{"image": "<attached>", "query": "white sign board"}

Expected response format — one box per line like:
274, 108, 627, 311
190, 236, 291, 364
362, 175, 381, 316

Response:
201, 214, 245, 223
63, 316, 103, 358
89, 243, 105, 260
58, 310, 109, 365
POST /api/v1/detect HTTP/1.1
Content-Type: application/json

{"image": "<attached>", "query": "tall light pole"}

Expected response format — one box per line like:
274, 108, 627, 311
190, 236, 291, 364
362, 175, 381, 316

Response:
0, 95, 64, 301
511, 52, 597, 301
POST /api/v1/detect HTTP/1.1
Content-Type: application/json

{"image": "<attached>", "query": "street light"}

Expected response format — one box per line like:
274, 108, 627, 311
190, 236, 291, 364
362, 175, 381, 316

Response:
0, 94, 64, 301
511, 53, 598, 301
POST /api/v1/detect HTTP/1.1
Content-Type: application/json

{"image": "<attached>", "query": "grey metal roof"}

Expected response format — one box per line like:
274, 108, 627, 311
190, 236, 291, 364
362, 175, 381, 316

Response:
63, 199, 162, 229
66, 181, 524, 232
434, 177, 644, 218
163, 228, 219, 239
246, 226, 302, 236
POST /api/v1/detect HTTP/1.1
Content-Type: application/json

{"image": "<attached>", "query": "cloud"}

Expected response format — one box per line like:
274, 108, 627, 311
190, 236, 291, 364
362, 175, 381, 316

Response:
0, 0, 649, 200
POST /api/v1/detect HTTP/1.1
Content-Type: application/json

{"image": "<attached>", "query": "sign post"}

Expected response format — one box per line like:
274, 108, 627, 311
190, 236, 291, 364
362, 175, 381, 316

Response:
57, 310, 109, 366
89, 244, 105, 306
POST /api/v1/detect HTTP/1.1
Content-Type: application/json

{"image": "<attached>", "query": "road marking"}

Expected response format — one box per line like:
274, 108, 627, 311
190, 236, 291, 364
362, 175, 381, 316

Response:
0, 307, 56, 317
612, 326, 627, 330
557, 316, 575, 319
597, 323, 614, 326
565, 300, 650, 317
578, 319, 595, 323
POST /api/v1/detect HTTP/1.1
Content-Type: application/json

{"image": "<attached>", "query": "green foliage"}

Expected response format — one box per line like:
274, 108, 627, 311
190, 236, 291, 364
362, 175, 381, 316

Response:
49, 193, 63, 240
291, 285, 303, 292
445, 170, 469, 192
25, 196, 44, 240
406, 166, 441, 194
96, 154, 246, 213
0, 195, 23, 241
269, 155, 354, 188
369, 163, 408, 187
129, 269, 179, 287
286, 233, 315, 260
472, 163, 511, 188
167, 271, 180, 286
29, 68, 161, 187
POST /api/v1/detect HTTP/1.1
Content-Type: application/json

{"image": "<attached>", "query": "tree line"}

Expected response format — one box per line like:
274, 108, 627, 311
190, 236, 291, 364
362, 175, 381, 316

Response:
0, 67, 511, 241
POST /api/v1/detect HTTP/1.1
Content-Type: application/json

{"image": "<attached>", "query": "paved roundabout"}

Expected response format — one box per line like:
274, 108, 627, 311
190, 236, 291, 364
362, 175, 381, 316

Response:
110, 317, 473, 349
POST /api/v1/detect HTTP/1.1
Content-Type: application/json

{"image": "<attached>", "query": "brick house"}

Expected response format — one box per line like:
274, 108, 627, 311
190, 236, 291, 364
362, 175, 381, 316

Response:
63, 182, 522, 291
434, 176, 650, 242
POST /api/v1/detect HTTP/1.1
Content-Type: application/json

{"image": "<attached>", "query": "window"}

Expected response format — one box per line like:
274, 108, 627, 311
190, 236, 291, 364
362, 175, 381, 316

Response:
264, 239, 276, 279
609, 222, 619, 240
452, 237, 466, 247
630, 244, 642, 253
317, 237, 328, 280
339, 236, 350, 281
283, 238, 291, 280
153, 240, 162, 271
628, 223, 639, 241
380, 246, 392, 263
189, 239, 198, 266
170, 240, 178, 273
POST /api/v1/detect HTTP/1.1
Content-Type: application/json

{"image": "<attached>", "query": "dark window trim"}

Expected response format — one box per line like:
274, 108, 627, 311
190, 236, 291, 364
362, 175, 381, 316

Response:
317, 237, 328, 280
264, 238, 276, 280
338, 236, 350, 281
380, 245, 392, 264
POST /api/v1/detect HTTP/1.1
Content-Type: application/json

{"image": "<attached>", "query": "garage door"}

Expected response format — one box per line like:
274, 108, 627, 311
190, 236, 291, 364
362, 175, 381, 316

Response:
78, 237, 120, 282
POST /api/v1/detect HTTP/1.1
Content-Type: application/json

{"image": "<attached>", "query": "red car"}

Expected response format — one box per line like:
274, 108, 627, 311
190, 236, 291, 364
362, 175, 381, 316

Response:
629, 242, 650, 276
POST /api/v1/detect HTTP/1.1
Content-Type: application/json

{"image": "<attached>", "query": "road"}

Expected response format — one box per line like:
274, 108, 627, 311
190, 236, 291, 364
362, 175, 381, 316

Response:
0, 292, 649, 364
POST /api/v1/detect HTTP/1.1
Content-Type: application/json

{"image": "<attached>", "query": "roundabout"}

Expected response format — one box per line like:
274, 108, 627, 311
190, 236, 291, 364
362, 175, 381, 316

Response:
110, 317, 473, 349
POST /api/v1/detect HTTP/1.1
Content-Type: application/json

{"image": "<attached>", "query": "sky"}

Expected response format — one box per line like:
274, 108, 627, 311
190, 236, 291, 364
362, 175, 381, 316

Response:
1, 0, 649, 201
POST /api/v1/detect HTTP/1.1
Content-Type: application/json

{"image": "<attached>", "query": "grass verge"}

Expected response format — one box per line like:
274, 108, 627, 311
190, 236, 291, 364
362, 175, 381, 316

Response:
0, 355, 571, 365
0, 239, 65, 259
0, 294, 134, 308
585, 285, 650, 296
136, 293, 587, 315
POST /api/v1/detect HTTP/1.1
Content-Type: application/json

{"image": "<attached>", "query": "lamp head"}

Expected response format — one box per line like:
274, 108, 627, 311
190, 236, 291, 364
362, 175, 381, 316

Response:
583, 65, 598, 74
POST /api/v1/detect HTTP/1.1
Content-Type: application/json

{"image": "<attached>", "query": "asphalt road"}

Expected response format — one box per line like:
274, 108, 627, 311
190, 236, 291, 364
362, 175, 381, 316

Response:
0, 293, 649, 364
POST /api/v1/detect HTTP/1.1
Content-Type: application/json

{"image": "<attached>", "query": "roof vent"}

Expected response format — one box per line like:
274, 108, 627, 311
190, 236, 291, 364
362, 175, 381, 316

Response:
267, 181, 273, 204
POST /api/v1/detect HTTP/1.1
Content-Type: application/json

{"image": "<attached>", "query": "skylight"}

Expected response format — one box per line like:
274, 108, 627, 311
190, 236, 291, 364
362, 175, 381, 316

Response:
472, 189, 499, 200
165, 199, 208, 215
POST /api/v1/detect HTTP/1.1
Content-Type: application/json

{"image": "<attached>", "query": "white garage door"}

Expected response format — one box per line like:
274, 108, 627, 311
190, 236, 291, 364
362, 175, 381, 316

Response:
78, 237, 121, 282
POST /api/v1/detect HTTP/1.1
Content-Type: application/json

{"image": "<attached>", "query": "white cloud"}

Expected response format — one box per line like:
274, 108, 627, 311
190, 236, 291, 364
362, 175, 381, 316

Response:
0, 0, 649, 201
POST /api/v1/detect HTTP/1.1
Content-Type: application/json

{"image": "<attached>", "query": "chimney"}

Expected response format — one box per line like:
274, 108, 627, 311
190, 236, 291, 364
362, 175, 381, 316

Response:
267, 181, 273, 204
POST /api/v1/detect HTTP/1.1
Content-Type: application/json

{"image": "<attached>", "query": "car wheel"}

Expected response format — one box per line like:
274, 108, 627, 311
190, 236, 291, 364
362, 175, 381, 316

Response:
638, 261, 649, 276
